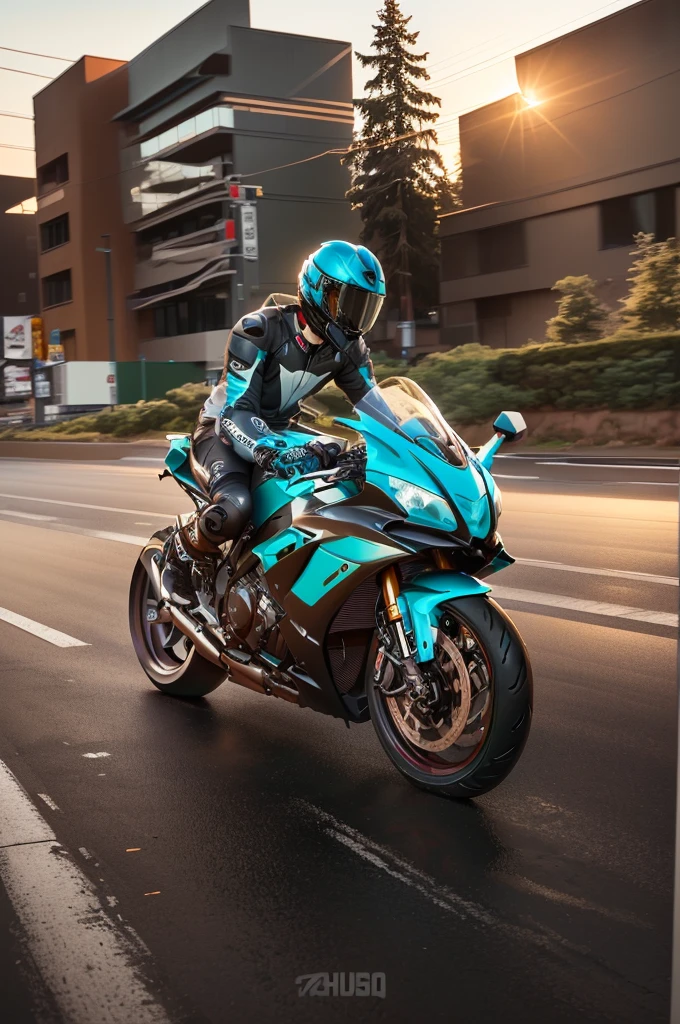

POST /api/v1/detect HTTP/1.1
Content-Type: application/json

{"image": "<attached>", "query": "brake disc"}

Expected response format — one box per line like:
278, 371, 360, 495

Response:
386, 630, 472, 752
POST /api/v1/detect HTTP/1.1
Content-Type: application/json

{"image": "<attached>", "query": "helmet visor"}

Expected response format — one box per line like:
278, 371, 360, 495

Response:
323, 278, 384, 336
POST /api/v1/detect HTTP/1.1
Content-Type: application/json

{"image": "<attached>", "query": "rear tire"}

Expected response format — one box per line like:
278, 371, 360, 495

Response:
368, 595, 532, 799
129, 529, 226, 698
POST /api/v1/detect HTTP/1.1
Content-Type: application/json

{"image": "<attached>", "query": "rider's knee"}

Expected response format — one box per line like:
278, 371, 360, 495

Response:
199, 480, 252, 542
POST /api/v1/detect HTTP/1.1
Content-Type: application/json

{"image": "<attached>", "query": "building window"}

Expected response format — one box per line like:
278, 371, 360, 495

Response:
140, 106, 234, 160
37, 153, 69, 196
40, 213, 70, 252
152, 295, 227, 337
478, 222, 526, 275
441, 220, 526, 279
600, 187, 676, 249
42, 269, 72, 308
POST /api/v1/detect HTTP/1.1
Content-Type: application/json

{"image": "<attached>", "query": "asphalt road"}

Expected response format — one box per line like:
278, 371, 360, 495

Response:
0, 452, 677, 1023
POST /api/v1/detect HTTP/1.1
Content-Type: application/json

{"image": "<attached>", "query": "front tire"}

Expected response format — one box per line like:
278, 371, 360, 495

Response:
129, 529, 226, 698
368, 596, 532, 799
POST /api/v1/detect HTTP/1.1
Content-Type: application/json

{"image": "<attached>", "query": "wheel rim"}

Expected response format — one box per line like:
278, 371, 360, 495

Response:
378, 614, 493, 776
132, 542, 194, 681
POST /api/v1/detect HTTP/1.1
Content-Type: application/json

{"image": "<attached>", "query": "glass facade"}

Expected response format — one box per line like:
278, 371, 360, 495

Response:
129, 160, 219, 218
140, 106, 234, 159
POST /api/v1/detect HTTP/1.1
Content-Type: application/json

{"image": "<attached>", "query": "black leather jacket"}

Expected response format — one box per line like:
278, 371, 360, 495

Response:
200, 303, 375, 460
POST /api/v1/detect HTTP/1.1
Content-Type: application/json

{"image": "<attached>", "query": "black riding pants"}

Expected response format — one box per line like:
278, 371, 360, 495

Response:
192, 424, 253, 541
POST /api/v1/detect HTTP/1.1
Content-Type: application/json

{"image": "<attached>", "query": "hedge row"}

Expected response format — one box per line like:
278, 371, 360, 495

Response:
377, 331, 679, 426
0, 330, 676, 441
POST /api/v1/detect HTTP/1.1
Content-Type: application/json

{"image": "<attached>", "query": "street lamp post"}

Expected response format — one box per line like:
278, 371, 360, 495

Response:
96, 234, 116, 406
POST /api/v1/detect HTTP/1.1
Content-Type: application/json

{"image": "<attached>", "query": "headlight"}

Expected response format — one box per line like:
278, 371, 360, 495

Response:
388, 477, 456, 530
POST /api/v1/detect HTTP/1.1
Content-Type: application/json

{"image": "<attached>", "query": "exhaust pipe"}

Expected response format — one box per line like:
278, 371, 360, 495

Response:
220, 652, 299, 704
167, 606, 224, 668
167, 607, 299, 705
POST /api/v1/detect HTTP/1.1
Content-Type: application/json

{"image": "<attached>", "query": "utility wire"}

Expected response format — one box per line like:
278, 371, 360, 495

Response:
0, 110, 34, 120
0, 143, 35, 151
429, 0, 635, 88
0, 45, 73, 63
239, 128, 436, 180
0, 66, 53, 79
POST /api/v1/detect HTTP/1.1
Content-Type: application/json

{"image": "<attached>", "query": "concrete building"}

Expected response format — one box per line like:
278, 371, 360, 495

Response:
439, 0, 680, 349
32, 0, 356, 367
1, 176, 39, 316
33, 57, 135, 362
118, 0, 355, 364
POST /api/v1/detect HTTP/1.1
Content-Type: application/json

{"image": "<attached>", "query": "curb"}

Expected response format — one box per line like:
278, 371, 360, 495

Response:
0, 441, 168, 461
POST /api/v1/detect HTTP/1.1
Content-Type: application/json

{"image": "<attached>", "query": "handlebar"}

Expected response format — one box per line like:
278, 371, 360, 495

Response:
296, 444, 366, 482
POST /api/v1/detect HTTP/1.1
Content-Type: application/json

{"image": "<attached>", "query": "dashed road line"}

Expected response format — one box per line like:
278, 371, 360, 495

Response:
515, 558, 678, 587
491, 585, 677, 628
0, 509, 56, 521
541, 462, 679, 471
0, 607, 90, 648
0, 491, 170, 518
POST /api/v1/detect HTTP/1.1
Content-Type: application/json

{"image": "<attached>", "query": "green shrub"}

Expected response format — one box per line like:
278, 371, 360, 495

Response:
1, 334, 676, 441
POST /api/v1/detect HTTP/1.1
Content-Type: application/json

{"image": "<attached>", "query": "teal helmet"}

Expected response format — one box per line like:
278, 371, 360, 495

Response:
298, 241, 386, 342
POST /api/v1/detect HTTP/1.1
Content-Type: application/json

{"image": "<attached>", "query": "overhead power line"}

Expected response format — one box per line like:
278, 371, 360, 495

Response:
429, 0, 634, 88
0, 45, 73, 63
0, 110, 34, 120
0, 65, 53, 80
0, 142, 35, 151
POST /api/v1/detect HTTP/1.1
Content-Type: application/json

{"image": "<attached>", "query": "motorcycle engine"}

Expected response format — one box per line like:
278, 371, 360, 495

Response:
223, 571, 282, 651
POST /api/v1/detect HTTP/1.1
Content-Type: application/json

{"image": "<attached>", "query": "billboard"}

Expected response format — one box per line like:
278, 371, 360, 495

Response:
3, 363, 32, 396
3, 316, 32, 360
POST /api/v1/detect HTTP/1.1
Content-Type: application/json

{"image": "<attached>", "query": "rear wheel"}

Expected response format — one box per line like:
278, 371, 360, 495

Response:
129, 529, 226, 697
367, 595, 532, 798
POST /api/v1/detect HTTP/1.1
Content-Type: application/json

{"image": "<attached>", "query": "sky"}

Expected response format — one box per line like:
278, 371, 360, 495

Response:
0, 0, 640, 180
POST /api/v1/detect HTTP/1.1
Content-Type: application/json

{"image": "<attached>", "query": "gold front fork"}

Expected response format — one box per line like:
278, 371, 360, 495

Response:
380, 566, 411, 658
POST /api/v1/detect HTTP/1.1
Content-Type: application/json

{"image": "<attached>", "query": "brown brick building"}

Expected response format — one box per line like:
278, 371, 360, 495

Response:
440, 0, 680, 349
34, 56, 136, 361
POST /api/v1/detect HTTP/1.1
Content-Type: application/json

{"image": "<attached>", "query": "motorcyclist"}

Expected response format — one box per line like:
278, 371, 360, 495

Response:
161, 240, 386, 605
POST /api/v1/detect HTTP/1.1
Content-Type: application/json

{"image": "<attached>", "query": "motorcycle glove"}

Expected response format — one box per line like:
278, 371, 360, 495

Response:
253, 439, 342, 478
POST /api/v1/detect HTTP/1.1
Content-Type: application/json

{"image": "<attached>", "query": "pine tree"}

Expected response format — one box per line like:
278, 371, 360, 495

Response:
618, 232, 680, 331
344, 0, 456, 319
545, 276, 608, 344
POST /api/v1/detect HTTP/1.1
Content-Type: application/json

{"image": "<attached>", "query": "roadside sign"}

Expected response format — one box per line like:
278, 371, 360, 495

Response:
240, 204, 258, 260
48, 329, 64, 363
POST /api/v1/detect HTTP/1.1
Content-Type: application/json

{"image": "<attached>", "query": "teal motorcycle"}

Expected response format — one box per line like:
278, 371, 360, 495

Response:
129, 377, 532, 799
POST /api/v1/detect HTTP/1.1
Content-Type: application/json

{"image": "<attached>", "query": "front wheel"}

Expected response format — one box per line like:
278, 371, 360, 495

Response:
367, 596, 532, 799
129, 529, 227, 698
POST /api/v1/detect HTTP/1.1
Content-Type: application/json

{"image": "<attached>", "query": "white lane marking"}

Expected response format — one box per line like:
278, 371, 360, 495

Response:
499, 875, 649, 926
134, 521, 154, 525
120, 456, 166, 463
0, 606, 90, 648
0, 762, 54, 848
516, 557, 678, 587
493, 474, 540, 480
90, 530, 149, 546
491, 585, 677, 627
542, 461, 679, 471
0, 492, 171, 518
82, 751, 110, 759
615, 481, 678, 487
299, 802, 647, 965
0, 509, 57, 521
0, 760, 171, 1023
37, 793, 60, 812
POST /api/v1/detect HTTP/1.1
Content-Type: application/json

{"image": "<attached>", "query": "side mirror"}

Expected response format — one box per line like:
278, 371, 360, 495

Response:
493, 411, 527, 443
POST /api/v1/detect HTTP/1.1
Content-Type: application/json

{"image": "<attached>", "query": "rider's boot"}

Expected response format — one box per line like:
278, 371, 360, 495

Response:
161, 506, 227, 607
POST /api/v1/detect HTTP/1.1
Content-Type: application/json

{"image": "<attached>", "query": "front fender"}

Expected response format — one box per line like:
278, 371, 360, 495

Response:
397, 571, 491, 663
